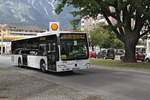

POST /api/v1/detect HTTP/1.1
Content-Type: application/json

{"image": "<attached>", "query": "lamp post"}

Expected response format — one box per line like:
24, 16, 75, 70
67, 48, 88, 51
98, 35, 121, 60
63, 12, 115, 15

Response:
1, 29, 4, 55
0, 24, 7, 55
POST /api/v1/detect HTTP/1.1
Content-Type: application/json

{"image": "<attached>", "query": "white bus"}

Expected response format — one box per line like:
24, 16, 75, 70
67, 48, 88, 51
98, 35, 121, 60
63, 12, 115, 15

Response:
11, 32, 90, 72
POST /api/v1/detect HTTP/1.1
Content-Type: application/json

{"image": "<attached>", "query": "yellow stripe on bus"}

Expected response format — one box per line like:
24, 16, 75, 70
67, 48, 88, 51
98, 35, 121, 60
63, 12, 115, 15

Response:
0, 37, 26, 40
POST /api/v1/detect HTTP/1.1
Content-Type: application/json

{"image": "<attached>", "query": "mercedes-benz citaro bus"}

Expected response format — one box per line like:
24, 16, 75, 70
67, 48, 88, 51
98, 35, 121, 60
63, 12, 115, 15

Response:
11, 32, 90, 72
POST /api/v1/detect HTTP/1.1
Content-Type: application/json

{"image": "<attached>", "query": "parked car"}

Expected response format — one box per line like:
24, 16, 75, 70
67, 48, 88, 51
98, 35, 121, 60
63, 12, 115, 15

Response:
115, 49, 125, 55
120, 52, 145, 62
136, 53, 145, 61
145, 53, 150, 62
97, 48, 115, 60
89, 51, 96, 58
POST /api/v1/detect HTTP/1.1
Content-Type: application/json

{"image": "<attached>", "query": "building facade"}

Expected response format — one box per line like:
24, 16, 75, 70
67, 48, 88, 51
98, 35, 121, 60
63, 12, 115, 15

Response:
81, 14, 108, 31
0, 24, 45, 54
146, 37, 150, 54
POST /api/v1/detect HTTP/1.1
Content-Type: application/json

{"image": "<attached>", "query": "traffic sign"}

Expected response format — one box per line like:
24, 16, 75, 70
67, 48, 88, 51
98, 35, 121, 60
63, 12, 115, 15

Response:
49, 22, 60, 33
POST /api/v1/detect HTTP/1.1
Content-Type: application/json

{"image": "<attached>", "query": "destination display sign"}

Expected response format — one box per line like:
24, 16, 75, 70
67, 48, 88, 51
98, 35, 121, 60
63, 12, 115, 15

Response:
60, 34, 86, 39
39, 37, 46, 40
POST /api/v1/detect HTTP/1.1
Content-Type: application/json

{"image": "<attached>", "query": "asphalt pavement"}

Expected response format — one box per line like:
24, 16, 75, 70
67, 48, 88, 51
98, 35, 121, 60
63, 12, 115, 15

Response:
1, 56, 150, 100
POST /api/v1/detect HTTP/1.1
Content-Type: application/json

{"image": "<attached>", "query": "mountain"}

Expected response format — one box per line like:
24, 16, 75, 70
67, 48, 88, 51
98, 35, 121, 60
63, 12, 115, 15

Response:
0, 0, 77, 29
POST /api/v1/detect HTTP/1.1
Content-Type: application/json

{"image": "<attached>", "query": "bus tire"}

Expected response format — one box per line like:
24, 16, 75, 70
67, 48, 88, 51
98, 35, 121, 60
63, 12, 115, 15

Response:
40, 60, 46, 72
18, 58, 22, 67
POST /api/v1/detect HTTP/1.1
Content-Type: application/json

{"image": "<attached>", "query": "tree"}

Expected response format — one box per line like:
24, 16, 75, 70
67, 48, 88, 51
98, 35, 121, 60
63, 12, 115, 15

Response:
89, 25, 124, 49
69, 19, 80, 30
89, 25, 112, 48
112, 39, 124, 49
55, 0, 150, 62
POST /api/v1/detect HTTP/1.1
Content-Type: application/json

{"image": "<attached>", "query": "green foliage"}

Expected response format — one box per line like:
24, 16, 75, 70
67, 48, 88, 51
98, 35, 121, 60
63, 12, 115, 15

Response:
55, 0, 150, 39
112, 39, 124, 49
69, 19, 80, 30
89, 25, 124, 49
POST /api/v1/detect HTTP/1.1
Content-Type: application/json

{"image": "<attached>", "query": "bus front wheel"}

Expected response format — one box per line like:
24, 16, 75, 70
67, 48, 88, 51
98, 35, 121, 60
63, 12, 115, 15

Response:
40, 60, 46, 72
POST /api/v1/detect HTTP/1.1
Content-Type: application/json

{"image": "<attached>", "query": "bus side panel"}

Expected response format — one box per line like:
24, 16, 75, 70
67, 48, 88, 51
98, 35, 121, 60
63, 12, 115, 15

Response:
11, 55, 22, 65
27, 56, 47, 69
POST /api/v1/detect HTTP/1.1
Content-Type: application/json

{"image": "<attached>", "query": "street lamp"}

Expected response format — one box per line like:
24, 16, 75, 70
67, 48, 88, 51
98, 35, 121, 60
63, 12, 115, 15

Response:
1, 29, 4, 55
0, 24, 7, 55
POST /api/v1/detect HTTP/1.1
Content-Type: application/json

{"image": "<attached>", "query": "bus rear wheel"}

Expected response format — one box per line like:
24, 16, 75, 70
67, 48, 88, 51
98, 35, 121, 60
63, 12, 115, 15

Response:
40, 60, 46, 72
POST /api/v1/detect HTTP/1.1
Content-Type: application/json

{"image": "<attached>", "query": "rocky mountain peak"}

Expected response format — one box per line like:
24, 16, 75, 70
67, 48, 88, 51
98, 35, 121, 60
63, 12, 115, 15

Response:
0, 0, 76, 29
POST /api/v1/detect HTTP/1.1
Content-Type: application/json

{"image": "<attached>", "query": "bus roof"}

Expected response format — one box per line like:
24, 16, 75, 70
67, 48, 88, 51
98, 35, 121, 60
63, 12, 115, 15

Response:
11, 32, 87, 42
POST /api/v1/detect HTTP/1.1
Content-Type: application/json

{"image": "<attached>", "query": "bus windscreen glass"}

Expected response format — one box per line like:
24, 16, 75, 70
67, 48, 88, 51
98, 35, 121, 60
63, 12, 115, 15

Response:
60, 33, 89, 60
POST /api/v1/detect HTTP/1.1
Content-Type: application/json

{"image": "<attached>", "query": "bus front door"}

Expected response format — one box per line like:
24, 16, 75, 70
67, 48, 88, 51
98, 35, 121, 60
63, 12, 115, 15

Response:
47, 53, 56, 71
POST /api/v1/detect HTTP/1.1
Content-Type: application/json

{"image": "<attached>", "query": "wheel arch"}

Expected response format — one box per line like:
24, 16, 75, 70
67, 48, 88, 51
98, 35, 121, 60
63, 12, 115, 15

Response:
40, 59, 47, 72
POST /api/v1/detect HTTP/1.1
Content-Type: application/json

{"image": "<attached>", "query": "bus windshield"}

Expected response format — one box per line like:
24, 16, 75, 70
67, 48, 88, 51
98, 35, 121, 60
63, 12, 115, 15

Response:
60, 37, 89, 60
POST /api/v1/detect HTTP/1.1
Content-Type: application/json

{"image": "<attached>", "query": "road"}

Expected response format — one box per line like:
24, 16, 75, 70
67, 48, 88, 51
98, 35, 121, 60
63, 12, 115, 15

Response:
1, 56, 150, 100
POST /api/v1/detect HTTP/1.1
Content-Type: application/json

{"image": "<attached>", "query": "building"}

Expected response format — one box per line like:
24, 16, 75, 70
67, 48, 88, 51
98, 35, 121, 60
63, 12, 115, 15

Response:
81, 14, 108, 31
81, 7, 118, 31
146, 36, 150, 54
0, 24, 45, 54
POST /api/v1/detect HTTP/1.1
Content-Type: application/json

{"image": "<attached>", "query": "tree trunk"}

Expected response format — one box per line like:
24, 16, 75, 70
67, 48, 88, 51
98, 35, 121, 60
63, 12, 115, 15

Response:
123, 35, 138, 63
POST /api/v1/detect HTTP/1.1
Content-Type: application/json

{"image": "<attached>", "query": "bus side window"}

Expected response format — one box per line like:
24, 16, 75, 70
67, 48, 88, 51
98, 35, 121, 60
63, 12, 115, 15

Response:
48, 43, 56, 53
14, 49, 18, 54
39, 44, 47, 56
18, 50, 22, 55
30, 50, 37, 55
38, 46, 43, 56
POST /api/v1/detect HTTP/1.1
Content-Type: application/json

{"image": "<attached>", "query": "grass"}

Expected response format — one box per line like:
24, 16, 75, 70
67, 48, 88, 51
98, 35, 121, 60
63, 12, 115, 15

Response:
90, 59, 150, 70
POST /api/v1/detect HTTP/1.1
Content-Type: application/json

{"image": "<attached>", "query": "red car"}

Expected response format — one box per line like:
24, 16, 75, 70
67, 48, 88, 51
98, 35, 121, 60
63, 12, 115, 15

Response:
89, 51, 96, 58
120, 52, 145, 62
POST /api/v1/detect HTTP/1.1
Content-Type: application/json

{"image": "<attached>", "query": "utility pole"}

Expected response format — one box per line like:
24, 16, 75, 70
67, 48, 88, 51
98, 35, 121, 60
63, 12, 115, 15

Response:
0, 24, 6, 55
1, 29, 4, 55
